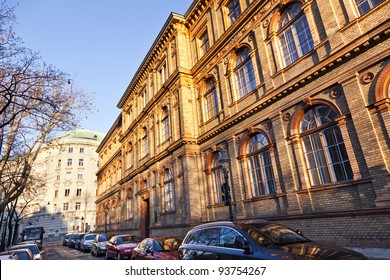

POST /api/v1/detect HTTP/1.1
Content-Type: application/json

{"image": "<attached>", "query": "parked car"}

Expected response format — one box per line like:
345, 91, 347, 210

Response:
132, 237, 182, 260
75, 233, 85, 250
178, 220, 368, 260
80, 233, 96, 252
105, 234, 140, 260
0, 248, 34, 260
8, 243, 43, 260
91, 233, 113, 256
62, 233, 72, 246
68, 233, 80, 248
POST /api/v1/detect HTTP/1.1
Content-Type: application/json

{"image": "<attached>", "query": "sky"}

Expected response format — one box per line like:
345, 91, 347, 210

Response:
7, 0, 193, 135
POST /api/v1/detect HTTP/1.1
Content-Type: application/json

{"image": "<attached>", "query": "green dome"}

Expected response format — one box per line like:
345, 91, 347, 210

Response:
59, 129, 105, 142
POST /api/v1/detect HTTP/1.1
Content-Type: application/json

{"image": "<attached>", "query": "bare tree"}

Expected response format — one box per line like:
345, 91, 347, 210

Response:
0, 2, 94, 215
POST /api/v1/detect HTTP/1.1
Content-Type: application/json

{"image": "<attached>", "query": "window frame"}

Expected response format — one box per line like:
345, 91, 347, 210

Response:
162, 168, 175, 213
246, 133, 277, 197
198, 29, 210, 58
355, 0, 384, 16
277, 3, 314, 68
210, 153, 225, 205
226, 0, 241, 25
299, 105, 353, 186
203, 78, 219, 121
234, 47, 257, 99
161, 107, 170, 142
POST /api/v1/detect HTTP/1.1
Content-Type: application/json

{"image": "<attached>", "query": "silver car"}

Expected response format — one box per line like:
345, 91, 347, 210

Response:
8, 243, 43, 260
80, 233, 96, 252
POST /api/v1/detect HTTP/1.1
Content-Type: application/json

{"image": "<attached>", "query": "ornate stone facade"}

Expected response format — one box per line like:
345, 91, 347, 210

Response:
97, 0, 390, 247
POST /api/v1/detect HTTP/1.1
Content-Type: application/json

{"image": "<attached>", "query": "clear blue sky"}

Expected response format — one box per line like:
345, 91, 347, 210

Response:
8, 0, 192, 135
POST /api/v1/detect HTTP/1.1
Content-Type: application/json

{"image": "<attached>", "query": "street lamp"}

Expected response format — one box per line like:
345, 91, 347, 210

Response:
104, 205, 109, 234
219, 152, 234, 221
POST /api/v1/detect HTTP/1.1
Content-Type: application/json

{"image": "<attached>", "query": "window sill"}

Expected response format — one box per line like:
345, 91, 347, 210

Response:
296, 179, 372, 194
160, 210, 176, 216
242, 193, 286, 203
207, 202, 236, 209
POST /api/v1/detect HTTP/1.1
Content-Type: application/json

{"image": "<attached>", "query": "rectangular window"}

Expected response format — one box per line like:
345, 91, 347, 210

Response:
77, 189, 82, 196
75, 202, 81, 210
80, 147, 84, 153
65, 189, 70, 196
355, 0, 383, 16
56, 175, 60, 181
57, 159, 61, 167
142, 90, 147, 108
67, 158, 72, 166
63, 203, 69, 211
68, 147, 73, 153
79, 159, 84, 166
199, 30, 210, 57
66, 171, 71, 180
227, 0, 241, 24
55, 190, 58, 198
158, 64, 167, 88
77, 172, 83, 180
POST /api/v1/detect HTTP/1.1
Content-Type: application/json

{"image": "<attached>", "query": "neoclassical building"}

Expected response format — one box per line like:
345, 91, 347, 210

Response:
19, 130, 105, 241
96, 0, 390, 247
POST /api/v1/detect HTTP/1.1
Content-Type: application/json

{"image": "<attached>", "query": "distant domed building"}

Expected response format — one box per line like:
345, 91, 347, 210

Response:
18, 129, 105, 241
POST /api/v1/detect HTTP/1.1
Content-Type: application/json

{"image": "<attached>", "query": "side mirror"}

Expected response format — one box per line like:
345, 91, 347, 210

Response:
234, 236, 251, 254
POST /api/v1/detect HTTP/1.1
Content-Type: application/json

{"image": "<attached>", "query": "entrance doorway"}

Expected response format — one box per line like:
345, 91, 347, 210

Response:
140, 198, 150, 239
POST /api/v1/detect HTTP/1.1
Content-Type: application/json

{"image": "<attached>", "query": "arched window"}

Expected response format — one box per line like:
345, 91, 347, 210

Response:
278, 3, 314, 67
204, 78, 219, 121
163, 169, 175, 212
234, 47, 256, 99
211, 153, 224, 204
355, 0, 383, 16
300, 105, 353, 186
247, 133, 276, 196
142, 127, 148, 157
161, 107, 170, 142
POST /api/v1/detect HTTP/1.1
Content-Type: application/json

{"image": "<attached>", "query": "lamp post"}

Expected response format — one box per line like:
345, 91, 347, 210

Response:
219, 152, 234, 221
104, 205, 109, 234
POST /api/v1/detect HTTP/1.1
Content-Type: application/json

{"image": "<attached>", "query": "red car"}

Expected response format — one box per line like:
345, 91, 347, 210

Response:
131, 237, 182, 260
105, 234, 140, 260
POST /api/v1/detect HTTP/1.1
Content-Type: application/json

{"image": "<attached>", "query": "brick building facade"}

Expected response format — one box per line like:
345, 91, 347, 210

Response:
96, 0, 390, 247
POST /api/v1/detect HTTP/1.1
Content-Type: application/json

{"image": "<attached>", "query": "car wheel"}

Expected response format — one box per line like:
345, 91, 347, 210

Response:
117, 252, 121, 260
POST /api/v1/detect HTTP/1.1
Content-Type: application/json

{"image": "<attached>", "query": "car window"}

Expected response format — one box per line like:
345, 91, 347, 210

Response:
15, 252, 30, 260
198, 228, 219, 246
155, 238, 182, 251
243, 223, 310, 245
98, 235, 108, 242
219, 227, 246, 249
145, 240, 153, 252
86, 235, 95, 240
185, 230, 201, 245
138, 239, 148, 250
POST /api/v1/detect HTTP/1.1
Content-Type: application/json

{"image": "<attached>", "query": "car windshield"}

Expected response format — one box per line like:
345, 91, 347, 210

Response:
98, 235, 108, 242
85, 235, 95, 240
154, 238, 182, 251
118, 235, 139, 244
242, 223, 310, 246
